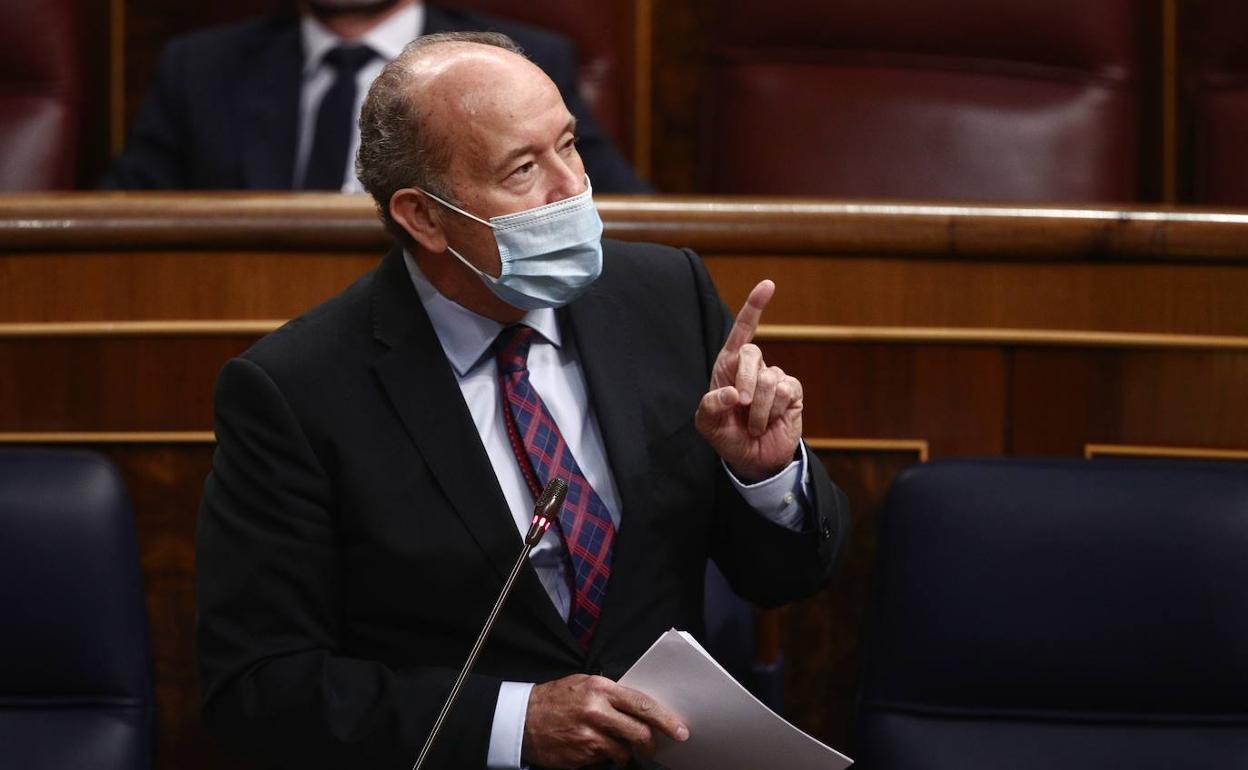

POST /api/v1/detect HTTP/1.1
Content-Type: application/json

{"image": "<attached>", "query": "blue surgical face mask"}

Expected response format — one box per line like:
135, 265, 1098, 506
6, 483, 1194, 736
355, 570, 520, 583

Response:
419, 177, 604, 311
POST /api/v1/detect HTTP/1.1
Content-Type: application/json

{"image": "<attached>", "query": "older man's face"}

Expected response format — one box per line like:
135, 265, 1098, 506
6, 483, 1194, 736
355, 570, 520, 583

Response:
422, 48, 587, 278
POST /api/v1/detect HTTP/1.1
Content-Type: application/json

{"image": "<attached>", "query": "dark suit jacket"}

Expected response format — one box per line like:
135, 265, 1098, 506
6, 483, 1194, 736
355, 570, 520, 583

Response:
196, 240, 848, 769
101, 5, 649, 193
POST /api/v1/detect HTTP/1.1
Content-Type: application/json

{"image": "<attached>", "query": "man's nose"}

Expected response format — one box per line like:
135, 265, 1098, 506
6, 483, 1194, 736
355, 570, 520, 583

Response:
545, 153, 585, 203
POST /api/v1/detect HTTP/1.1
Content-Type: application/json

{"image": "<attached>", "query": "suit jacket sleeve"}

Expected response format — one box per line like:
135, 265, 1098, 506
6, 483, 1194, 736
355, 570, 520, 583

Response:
100, 40, 191, 189
683, 248, 851, 607
197, 357, 500, 769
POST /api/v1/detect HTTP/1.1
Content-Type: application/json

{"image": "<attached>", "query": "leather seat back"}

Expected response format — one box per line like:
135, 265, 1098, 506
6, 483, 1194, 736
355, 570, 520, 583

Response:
0, 0, 80, 190
856, 458, 1248, 769
0, 449, 154, 769
707, 0, 1143, 201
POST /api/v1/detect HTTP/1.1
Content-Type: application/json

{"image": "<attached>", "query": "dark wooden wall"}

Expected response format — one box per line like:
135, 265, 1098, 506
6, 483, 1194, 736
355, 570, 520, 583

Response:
3, 193, 1247, 765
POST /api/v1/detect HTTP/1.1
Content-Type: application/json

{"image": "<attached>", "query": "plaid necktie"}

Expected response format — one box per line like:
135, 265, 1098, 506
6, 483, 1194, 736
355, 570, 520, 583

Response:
495, 325, 615, 647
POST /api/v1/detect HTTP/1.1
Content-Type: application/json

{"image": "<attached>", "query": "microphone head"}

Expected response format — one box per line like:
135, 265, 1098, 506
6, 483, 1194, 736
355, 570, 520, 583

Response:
525, 478, 567, 546
535, 477, 569, 522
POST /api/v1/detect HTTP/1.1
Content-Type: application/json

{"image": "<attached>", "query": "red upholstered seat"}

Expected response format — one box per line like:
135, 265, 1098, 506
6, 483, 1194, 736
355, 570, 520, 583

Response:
0, 0, 80, 190
706, 0, 1142, 201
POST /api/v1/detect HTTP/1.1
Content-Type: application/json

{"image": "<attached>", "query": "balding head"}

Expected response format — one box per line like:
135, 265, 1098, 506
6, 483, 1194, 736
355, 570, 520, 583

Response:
359, 31, 586, 321
356, 31, 533, 238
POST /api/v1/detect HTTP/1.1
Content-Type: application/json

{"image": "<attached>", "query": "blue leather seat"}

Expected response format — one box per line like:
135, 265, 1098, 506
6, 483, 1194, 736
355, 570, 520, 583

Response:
0, 449, 154, 770
856, 458, 1248, 769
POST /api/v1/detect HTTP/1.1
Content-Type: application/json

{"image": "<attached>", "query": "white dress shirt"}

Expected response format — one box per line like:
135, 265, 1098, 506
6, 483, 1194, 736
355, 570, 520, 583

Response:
295, 4, 423, 191
402, 252, 810, 767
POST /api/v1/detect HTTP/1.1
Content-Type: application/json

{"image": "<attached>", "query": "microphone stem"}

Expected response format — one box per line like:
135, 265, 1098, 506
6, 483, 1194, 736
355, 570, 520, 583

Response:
411, 538, 536, 770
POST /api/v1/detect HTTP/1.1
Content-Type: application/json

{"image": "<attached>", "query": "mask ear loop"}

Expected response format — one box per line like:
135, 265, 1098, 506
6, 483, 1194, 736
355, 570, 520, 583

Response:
417, 188, 496, 229
445, 245, 503, 285
415, 189, 505, 284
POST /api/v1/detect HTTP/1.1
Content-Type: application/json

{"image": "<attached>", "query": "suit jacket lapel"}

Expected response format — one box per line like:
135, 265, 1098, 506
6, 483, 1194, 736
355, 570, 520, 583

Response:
563, 277, 656, 658
370, 248, 581, 657
235, 19, 301, 189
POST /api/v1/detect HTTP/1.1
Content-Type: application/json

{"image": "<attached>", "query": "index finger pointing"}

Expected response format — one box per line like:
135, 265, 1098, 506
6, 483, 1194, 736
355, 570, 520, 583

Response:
723, 280, 775, 354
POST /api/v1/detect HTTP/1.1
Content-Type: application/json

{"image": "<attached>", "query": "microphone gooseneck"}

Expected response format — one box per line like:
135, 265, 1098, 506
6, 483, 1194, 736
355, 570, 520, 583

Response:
411, 477, 567, 770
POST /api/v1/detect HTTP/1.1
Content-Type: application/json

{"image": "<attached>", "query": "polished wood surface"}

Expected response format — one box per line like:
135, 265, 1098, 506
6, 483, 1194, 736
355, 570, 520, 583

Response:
11, 193, 1248, 258
2, 193, 1246, 767
6, 195, 1248, 341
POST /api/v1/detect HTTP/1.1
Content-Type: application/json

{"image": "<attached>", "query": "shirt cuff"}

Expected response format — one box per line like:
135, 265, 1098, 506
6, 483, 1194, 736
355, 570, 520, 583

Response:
486, 680, 535, 769
722, 442, 812, 531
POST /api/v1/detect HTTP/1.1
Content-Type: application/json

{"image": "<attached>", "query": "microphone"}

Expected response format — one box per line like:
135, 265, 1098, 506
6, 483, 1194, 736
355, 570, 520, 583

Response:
411, 477, 568, 770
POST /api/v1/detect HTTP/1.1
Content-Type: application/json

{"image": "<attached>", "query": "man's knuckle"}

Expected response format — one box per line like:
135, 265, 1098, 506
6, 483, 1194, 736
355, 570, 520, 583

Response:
583, 703, 610, 726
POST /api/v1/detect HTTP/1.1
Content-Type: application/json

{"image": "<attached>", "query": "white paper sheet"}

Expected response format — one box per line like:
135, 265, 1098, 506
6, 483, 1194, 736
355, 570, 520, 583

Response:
618, 629, 853, 769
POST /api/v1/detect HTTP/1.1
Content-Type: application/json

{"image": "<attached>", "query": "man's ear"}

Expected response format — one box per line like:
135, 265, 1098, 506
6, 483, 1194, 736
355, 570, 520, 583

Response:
390, 188, 448, 253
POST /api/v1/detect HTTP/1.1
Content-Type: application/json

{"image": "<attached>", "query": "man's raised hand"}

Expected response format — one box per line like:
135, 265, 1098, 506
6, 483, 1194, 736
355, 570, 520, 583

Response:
694, 280, 804, 482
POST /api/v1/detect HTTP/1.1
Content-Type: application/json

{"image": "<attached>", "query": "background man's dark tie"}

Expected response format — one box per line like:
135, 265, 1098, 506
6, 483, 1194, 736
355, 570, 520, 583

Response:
303, 44, 375, 190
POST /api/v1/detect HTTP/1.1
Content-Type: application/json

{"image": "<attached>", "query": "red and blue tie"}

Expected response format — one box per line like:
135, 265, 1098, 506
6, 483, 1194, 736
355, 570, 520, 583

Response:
495, 325, 615, 647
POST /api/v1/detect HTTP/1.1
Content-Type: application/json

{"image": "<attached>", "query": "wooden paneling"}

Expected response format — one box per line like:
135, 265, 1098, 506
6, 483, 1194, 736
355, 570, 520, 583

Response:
762, 342, 1006, 457
647, 0, 710, 192
0, 337, 253, 431
1010, 348, 1248, 454
76, 0, 114, 182
87, 443, 249, 770
1086, 443, 1248, 461
6, 196, 1248, 338
0, 250, 375, 323
3, 194, 1247, 767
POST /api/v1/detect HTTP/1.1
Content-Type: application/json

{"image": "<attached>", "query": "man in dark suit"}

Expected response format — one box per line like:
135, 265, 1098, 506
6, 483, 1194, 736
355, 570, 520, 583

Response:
196, 30, 848, 770
101, 0, 648, 192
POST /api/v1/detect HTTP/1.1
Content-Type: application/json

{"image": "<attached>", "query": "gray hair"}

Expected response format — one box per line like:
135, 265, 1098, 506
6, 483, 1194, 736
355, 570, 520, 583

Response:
356, 31, 526, 241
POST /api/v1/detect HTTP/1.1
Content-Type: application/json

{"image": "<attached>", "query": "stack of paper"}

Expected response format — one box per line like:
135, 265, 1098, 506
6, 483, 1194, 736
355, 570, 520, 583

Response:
618, 629, 853, 769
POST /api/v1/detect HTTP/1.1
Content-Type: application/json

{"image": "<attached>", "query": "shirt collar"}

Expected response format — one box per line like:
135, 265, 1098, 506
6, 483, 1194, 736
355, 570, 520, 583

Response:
300, 2, 424, 76
402, 250, 562, 377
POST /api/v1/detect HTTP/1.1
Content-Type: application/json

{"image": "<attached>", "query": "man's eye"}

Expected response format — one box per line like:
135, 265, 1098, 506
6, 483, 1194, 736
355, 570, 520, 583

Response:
511, 161, 536, 178
561, 136, 579, 153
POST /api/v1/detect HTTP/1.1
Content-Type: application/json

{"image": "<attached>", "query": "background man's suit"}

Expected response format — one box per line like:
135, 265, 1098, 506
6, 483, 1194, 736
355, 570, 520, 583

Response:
101, 5, 648, 192
196, 240, 849, 768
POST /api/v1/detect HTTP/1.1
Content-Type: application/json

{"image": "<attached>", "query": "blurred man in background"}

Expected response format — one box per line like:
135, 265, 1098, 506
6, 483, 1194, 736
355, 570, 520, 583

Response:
102, 0, 649, 192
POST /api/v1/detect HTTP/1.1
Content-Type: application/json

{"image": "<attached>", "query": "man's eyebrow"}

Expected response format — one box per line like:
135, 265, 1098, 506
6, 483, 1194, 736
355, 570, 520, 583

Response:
494, 117, 579, 174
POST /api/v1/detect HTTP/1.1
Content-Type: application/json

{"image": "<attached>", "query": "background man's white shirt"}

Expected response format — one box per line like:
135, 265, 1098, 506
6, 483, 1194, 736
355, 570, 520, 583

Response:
295, 4, 424, 191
